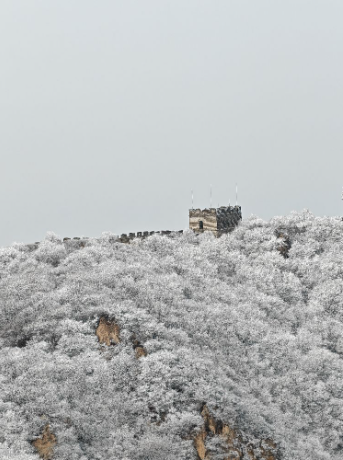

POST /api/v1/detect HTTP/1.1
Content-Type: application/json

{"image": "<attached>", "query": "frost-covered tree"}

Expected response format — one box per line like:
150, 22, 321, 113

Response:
1, 214, 343, 459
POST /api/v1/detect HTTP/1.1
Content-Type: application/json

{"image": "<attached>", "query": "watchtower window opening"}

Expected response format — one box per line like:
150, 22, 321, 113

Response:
199, 220, 204, 229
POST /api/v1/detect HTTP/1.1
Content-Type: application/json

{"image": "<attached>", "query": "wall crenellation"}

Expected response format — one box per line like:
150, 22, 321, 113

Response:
57, 230, 184, 246
118, 229, 184, 243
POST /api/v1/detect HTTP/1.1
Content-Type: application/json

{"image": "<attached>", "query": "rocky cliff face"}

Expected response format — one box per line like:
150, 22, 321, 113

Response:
194, 405, 278, 460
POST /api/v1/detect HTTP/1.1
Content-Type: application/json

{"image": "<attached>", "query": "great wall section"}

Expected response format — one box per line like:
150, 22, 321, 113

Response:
20, 205, 243, 250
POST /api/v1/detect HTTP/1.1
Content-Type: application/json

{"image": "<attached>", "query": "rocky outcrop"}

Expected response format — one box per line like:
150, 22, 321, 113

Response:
32, 424, 56, 460
131, 334, 147, 359
96, 316, 120, 346
95, 319, 148, 360
194, 404, 278, 460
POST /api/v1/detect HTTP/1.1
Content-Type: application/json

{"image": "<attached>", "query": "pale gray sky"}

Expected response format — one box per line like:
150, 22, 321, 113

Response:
1, 1, 343, 247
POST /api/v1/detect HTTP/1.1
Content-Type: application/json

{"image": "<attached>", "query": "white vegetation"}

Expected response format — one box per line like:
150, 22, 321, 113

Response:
0, 210, 342, 460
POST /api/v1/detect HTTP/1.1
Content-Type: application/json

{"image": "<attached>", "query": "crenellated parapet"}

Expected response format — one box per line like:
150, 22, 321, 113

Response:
118, 230, 184, 243
60, 230, 184, 245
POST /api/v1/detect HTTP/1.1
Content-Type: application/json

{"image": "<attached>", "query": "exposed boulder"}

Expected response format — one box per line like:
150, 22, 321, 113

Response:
95, 316, 120, 346
32, 424, 56, 460
131, 334, 147, 358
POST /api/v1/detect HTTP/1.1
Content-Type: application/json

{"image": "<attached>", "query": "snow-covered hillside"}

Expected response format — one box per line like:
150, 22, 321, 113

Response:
0, 211, 342, 460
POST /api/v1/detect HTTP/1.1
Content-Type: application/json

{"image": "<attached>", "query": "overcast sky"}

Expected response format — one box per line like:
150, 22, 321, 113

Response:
1, 1, 343, 247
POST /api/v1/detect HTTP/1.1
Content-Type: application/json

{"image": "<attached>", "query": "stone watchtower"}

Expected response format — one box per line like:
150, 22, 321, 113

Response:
189, 205, 242, 237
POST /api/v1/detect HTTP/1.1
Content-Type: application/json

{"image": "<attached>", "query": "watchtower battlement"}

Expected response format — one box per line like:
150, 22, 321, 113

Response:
189, 205, 242, 237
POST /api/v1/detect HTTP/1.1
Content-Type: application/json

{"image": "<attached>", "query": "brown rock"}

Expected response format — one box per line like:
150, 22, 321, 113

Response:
96, 316, 120, 346
135, 346, 147, 359
247, 445, 257, 459
201, 404, 217, 435
32, 424, 56, 460
194, 405, 277, 460
261, 439, 277, 460
194, 427, 207, 460
131, 334, 148, 358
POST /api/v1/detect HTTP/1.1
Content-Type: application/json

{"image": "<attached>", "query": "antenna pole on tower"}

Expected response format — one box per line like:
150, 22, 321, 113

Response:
191, 189, 194, 209
210, 184, 212, 208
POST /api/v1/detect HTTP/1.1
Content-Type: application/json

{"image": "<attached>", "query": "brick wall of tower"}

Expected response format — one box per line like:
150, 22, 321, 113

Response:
189, 208, 218, 234
189, 205, 241, 236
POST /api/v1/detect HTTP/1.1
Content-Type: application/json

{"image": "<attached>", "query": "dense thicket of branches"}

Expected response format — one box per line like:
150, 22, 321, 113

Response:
0, 210, 342, 459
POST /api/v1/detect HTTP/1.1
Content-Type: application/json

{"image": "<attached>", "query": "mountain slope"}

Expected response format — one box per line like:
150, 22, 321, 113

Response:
0, 211, 342, 460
